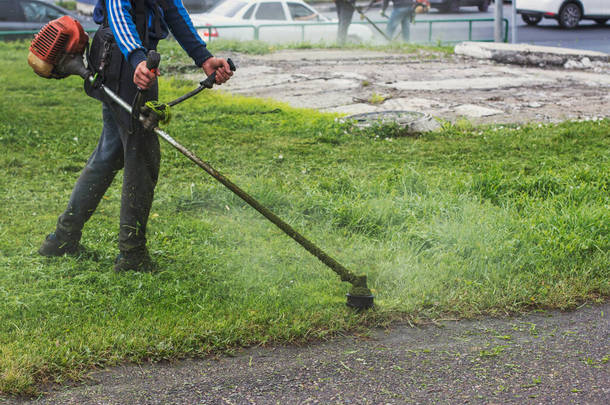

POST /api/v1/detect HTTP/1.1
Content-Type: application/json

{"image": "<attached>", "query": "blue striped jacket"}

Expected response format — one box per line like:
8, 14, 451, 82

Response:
93, 0, 213, 69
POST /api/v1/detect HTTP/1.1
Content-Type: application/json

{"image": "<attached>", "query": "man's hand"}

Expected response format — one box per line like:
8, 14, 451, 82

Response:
202, 57, 233, 85
133, 61, 159, 90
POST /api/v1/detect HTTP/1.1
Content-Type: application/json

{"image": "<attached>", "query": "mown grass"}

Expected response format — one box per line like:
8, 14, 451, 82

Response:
0, 40, 608, 395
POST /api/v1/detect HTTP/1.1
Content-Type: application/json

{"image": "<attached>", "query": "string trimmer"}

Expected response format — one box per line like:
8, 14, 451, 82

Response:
27, 16, 375, 309
353, 0, 392, 42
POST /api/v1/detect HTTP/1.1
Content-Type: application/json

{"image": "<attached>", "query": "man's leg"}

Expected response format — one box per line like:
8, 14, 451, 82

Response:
400, 9, 412, 42
117, 123, 160, 255
40, 103, 124, 256
337, 0, 355, 44
385, 7, 401, 39
109, 75, 160, 270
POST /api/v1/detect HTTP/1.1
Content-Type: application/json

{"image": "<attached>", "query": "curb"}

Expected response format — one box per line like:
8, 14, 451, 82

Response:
455, 41, 610, 68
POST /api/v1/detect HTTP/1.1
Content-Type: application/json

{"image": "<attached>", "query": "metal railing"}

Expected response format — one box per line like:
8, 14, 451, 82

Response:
195, 18, 509, 44
1, 18, 509, 43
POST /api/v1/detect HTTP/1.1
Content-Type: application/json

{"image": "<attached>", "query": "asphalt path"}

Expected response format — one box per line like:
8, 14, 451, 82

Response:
7, 302, 608, 403
321, 4, 610, 53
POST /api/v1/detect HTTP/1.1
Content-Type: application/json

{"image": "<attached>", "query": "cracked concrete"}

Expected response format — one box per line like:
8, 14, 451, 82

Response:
211, 47, 609, 126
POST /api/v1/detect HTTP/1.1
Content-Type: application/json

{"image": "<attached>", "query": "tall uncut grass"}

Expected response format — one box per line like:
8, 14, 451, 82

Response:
0, 40, 608, 394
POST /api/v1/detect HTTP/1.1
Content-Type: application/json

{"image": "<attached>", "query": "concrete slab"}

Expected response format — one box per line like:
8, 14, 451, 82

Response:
278, 92, 356, 109
380, 76, 553, 91
381, 97, 448, 111
321, 103, 379, 115
207, 48, 609, 127
454, 104, 504, 118
455, 41, 610, 67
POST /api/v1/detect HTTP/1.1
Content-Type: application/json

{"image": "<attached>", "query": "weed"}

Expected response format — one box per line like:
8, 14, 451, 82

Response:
479, 345, 509, 358
522, 376, 542, 388
368, 93, 387, 105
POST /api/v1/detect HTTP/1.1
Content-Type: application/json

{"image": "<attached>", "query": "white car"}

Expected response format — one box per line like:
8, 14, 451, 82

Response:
516, 0, 610, 28
190, 0, 375, 43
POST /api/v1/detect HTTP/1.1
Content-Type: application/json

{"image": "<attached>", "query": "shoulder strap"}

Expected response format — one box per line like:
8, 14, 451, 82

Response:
132, 0, 148, 47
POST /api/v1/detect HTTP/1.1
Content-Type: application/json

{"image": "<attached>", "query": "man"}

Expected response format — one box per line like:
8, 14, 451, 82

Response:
382, 0, 414, 42
38, 0, 233, 271
334, 0, 355, 45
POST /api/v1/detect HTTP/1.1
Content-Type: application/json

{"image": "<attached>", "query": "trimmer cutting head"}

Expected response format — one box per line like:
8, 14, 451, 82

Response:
345, 275, 374, 310
346, 293, 375, 310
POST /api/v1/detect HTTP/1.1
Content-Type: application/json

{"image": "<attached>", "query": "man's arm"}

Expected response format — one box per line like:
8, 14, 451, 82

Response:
162, 0, 232, 83
104, 0, 157, 88
104, 0, 148, 68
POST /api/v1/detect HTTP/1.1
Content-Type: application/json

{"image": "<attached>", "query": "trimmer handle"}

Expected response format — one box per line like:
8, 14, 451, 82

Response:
200, 57, 236, 88
227, 58, 236, 72
146, 50, 161, 74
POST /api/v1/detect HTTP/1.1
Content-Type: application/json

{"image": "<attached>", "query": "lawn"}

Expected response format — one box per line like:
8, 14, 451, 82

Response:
0, 40, 608, 395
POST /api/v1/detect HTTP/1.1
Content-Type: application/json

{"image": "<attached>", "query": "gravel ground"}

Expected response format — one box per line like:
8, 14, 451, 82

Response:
214, 49, 610, 125
6, 302, 608, 404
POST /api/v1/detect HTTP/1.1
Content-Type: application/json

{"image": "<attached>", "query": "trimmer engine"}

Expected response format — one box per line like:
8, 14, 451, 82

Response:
414, 0, 430, 14
28, 15, 89, 79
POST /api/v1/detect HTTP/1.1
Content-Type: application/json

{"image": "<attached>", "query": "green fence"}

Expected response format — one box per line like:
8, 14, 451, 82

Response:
247, 18, 509, 43
1, 18, 509, 44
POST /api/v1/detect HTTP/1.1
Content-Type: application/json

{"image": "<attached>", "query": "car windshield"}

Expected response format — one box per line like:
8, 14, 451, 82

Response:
208, 0, 248, 17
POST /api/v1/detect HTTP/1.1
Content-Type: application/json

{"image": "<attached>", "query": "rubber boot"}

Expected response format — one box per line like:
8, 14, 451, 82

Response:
38, 232, 80, 256
113, 247, 155, 272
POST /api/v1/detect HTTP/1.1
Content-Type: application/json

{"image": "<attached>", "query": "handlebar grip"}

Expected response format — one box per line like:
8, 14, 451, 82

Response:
200, 58, 237, 88
146, 50, 161, 71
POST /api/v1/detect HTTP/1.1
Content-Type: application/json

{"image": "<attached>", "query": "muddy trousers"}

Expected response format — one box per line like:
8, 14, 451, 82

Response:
55, 102, 160, 252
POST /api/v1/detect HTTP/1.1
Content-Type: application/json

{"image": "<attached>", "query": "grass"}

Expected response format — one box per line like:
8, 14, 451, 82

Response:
158, 38, 452, 74
203, 36, 454, 56
0, 40, 609, 395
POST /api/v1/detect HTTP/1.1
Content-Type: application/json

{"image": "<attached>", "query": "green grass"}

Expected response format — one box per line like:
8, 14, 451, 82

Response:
159, 38, 452, 74
203, 36, 453, 56
0, 40, 609, 395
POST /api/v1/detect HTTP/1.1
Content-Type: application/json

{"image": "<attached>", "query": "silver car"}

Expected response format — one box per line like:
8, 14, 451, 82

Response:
0, 0, 96, 38
190, 0, 375, 44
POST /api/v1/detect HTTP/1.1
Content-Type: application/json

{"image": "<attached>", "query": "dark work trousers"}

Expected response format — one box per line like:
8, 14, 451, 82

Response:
336, 0, 355, 44
56, 40, 160, 253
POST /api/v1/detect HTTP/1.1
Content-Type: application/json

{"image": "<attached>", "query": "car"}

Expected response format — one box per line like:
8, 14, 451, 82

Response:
429, 0, 491, 13
516, 0, 610, 29
182, 0, 221, 14
0, 0, 96, 38
190, 0, 375, 44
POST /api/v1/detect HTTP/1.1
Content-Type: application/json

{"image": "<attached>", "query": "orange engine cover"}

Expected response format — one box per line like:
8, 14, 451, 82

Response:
29, 15, 88, 65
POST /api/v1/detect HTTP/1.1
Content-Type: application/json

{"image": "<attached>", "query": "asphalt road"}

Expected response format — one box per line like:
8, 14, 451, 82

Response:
7, 302, 608, 403
322, 4, 610, 53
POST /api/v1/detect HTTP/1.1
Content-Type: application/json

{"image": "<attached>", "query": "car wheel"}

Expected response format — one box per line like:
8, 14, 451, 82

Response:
478, 0, 489, 12
521, 14, 542, 26
594, 19, 608, 25
558, 2, 582, 29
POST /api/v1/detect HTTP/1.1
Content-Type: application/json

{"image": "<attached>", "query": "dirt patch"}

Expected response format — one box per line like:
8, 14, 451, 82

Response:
210, 49, 610, 125
7, 303, 608, 404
